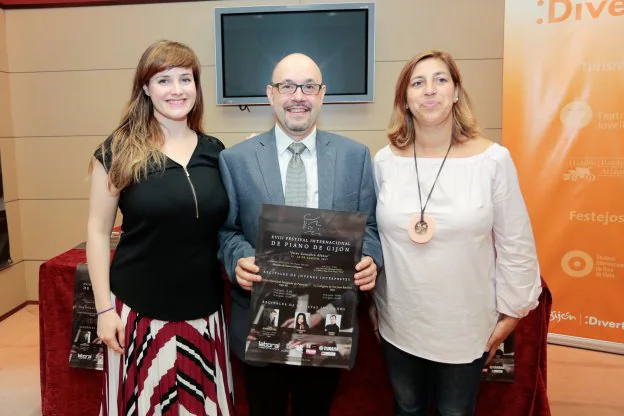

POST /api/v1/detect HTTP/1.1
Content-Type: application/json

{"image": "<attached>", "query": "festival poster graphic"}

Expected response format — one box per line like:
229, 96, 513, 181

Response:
482, 331, 515, 383
69, 233, 121, 370
503, 1, 624, 346
69, 264, 104, 371
245, 204, 367, 369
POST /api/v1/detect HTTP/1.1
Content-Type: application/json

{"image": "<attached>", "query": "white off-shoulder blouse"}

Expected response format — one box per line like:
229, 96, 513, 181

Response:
373, 143, 542, 364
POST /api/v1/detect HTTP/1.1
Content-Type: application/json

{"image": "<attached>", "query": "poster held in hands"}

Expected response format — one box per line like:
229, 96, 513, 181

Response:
245, 204, 367, 369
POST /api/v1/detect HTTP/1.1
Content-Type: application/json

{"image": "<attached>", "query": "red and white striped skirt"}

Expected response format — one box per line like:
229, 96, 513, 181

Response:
100, 295, 235, 416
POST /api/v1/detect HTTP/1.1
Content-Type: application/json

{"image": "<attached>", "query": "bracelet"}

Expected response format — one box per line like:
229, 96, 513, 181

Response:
96, 306, 115, 316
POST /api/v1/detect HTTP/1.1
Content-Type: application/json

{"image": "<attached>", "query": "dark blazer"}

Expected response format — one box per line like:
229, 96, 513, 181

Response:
218, 127, 383, 366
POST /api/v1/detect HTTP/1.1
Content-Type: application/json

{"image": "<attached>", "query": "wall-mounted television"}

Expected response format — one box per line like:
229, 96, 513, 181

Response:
214, 3, 376, 106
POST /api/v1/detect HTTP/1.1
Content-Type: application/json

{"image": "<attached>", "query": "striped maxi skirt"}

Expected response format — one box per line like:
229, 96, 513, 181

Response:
100, 295, 235, 416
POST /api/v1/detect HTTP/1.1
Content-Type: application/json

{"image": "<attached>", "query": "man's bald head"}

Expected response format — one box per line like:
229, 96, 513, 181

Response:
266, 53, 326, 140
271, 53, 322, 84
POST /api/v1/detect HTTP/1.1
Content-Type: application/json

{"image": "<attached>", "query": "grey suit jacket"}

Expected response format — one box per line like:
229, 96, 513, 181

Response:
218, 128, 383, 365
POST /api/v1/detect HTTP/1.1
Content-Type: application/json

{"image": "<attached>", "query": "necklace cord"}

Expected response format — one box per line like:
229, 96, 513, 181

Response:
412, 140, 453, 222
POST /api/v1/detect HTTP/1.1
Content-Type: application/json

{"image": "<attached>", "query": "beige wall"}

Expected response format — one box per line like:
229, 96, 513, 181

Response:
1, 7, 27, 316
1, 0, 504, 307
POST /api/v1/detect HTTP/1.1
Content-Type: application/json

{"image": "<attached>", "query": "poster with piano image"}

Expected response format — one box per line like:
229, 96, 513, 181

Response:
245, 204, 367, 369
69, 263, 104, 370
482, 330, 515, 382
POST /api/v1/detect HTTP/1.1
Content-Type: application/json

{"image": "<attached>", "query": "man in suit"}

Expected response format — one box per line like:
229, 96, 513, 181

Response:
264, 309, 279, 328
325, 314, 341, 334
218, 53, 383, 416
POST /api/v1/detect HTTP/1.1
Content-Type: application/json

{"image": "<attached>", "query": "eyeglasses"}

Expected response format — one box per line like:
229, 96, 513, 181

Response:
271, 82, 324, 95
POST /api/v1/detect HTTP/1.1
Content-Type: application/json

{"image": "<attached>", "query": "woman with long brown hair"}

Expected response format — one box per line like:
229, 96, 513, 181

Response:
86, 40, 234, 415
372, 50, 542, 415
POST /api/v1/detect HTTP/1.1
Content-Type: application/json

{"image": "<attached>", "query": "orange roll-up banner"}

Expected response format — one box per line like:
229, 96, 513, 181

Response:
503, 0, 624, 353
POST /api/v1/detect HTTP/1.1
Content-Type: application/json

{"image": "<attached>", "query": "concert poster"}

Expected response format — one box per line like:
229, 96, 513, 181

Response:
482, 330, 516, 382
245, 204, 367, 369
69, 263, 104, 371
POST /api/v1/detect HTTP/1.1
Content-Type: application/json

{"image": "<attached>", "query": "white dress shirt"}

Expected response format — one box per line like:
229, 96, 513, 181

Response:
373, 143, 542, 364
275, 124, 319, 209
274, 125, 338, 319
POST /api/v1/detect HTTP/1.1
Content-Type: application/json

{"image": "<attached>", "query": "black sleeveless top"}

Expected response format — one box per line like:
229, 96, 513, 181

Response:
94, 133, 228, 321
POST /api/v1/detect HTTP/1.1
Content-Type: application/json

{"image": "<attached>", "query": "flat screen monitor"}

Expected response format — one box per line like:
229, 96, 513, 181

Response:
214, 3, 375, 105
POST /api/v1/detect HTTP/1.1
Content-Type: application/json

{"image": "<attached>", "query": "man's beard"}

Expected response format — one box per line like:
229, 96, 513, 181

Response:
284, 116, 311, 132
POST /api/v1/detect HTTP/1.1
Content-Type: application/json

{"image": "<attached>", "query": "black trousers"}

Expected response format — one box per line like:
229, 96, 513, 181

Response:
242, 359, 342, 416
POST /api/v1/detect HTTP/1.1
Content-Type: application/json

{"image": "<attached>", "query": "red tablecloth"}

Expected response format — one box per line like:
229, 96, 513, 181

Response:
39, 249, 102, 416
39, 247, 551, 416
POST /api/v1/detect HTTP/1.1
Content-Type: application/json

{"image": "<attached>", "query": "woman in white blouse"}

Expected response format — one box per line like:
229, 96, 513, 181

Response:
372, 50, 542, 416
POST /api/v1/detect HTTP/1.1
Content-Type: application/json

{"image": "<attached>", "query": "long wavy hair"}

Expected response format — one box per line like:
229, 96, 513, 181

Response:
296, 313, 309, 330
387, 50, 480, 149
91, 40, 205, 191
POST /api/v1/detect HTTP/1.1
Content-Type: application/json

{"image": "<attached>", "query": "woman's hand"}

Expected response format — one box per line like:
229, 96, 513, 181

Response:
97, 310, 125, 355
484, 314, 520, 365
354, 256, 377, 291
235, 256, 260, 291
